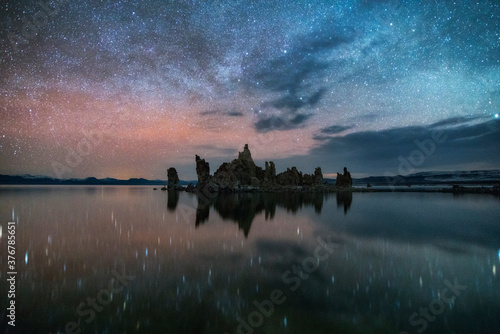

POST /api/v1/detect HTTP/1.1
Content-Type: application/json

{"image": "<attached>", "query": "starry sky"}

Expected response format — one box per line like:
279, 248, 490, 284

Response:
0, 0, 499, 180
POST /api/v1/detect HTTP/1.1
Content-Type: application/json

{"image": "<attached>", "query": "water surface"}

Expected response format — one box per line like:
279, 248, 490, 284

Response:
0, 186, 499, 333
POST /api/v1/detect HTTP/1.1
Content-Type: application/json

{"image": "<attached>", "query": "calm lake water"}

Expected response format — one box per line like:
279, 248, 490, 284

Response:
1, 186, 499, 334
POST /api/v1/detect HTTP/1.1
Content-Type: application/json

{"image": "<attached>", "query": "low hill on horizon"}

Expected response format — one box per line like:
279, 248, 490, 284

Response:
0, 174, 184, 186
1, 170, 499, 186
353, 169, 500, 186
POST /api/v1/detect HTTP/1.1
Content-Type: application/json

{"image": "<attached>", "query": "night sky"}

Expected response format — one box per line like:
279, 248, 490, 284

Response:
1, 0, 499, 180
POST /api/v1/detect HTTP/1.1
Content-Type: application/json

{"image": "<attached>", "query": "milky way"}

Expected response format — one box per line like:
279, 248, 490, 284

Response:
1, 0, 499, 180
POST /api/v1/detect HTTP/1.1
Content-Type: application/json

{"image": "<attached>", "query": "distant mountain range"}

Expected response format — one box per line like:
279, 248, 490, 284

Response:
1, 170, 499, 186
0, 174, 193, 186
352, 169, 500, 186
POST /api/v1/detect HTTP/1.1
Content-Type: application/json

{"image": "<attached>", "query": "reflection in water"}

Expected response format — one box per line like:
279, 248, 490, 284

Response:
167, 189, 179, 211
2, 186, 500, 334
171, 192, 340, 237
194, 193, 274, 237
336, 191, 352, 214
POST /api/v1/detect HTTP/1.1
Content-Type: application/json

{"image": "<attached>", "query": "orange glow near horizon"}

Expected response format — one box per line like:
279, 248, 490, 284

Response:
0, 88, 328, 179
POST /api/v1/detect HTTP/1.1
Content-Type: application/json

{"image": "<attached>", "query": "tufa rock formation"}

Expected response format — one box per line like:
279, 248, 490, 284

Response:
195, 155, 211, 186
178, 144, 354, 193
211, 144, 262, 190
167, 167, 181, 190
276, 167, 301, 186
191, 144, 329, 192
314, 167, 323, 184
301, 167, 324, 186
336, 167, 352, 188
264, 161, 276, 184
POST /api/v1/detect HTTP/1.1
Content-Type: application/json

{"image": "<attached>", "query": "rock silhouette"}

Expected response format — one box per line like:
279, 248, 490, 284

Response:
276, 167, 301, 186
211, 144, 260, 190
336, 167, 352, 188
264, 161, 277, 184
190, 144, 335, 192
167, 167, 182, 190
163, 144, 353, 193
195, 155, 211, 186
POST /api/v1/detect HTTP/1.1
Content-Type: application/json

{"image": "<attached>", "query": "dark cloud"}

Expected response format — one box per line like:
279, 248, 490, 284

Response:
290, 114, 312, 125
250, 26, 355, 132
313, 135, 332, 141
251, 28, 350, 94
275, 118, 500, 176
200, 110, 218, 116
307, 88, 326, 106
320, 125, 354, 135
262, 88, 326, 112
252, 58, 328, 94
200, 109, 244, 117
254, 114, 313, 133
254, 116, 287, 133
226, 111, 244, 117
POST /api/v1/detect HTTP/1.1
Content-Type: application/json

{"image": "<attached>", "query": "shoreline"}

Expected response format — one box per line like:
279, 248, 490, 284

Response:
172, 183, 500, 195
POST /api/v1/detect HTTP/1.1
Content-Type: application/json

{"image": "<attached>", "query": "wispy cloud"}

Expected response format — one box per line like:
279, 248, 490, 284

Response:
248, 26, 355, 132
200, 109, 244, 117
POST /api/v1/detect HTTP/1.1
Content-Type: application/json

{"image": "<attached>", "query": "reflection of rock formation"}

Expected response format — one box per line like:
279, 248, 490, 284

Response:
336, 167, 352, 188
213, 194, 265, 237
195, 196, 213, 226
183, 192, 339, 237
167, 190, 179, 211
194, 193, 271, 237
273, 192, 327, 214
336, 191, 352, 214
